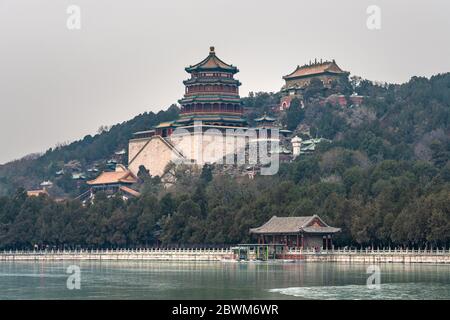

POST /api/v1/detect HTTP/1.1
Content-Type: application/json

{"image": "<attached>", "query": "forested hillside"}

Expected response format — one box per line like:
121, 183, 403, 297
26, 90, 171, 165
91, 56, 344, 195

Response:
0, 73, 449, 249
0, 105, 179, 196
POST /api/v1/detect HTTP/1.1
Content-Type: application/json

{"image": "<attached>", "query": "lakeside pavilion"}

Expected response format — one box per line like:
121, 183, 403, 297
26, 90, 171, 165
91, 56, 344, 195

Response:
249, 215, 341, 250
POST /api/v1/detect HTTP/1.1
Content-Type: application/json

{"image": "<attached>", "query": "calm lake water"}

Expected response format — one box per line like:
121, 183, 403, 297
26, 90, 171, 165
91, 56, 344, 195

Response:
1, 261, 450, 300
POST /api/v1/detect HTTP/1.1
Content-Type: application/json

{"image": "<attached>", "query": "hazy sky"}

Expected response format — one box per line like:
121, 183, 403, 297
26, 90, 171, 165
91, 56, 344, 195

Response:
0, 0, 449, 164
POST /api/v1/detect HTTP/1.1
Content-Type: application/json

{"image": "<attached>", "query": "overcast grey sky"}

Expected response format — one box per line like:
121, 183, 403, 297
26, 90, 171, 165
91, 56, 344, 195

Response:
0, 0, 449, 164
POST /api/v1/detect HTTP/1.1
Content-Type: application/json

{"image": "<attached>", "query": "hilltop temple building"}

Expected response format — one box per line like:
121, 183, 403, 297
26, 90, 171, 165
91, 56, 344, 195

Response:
128, 47, 283, 178
177, 46, 246, 128
279, 59, 349, 110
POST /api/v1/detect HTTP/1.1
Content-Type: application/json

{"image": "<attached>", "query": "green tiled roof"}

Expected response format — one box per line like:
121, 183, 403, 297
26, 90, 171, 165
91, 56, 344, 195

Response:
185, 47, 238, 74
254, 113, 276, 122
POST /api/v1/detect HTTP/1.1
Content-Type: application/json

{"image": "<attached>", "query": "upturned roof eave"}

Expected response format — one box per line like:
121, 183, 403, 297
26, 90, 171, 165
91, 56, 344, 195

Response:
249, 228, 341, 235
185, 50, 239, 74
183, 78, 241, 85
249, 229, 302, 235
283, 70, 349, 80
185, 65, 239, 73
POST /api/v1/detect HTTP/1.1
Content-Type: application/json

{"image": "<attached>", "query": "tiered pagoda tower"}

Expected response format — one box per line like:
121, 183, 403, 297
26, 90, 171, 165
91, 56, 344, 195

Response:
177, 46, 246, 127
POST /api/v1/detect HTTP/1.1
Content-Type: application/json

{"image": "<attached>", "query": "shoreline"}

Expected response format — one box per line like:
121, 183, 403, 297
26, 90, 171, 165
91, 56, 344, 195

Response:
1, 248, 450, 264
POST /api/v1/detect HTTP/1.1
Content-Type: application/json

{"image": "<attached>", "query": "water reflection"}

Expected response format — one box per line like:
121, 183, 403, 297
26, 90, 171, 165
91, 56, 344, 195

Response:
0, 261, 449, 300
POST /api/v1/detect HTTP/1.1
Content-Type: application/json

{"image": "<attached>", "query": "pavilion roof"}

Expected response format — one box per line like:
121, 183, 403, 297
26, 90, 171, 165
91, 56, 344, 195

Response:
133, 129, 155, 136
283, 60, 348, 80
40, 180, 53, 187
183, 77, 240, 86
115, 149, 126, 155
27, 189, 49, 197
254, 113, 276, 122
249, 215, 340, 234
302, 226, 340, 233
179, 95, 241, 104
154, 121, 176, 129
176, 115, 246, 123
119, 186, 141, 198
185, 47, 238, 74
87, 165, 138, 186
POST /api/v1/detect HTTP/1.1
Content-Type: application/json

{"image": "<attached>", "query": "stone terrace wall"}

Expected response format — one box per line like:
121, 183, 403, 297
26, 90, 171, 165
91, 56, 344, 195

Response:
2, 248, 450, 264
283, 248, 450, 264
0, 248, 234, 262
